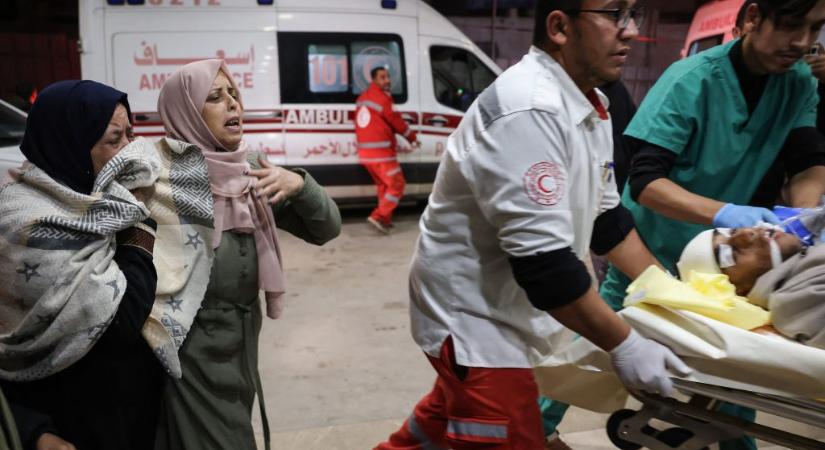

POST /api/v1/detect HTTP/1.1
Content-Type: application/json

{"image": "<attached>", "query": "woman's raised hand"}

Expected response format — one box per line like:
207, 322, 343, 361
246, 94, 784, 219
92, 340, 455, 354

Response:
248, 155, 305, 205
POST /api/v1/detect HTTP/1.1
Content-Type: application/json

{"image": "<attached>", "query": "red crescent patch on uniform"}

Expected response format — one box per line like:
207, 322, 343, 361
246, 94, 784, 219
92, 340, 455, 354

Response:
524, 162, 565, 206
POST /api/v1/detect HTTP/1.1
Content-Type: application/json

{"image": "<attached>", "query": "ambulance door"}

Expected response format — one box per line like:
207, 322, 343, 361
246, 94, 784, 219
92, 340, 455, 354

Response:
95, 1, 285, 163
418, 36, 498, 187
681, 0, 743, 58
276, 12, 420, 199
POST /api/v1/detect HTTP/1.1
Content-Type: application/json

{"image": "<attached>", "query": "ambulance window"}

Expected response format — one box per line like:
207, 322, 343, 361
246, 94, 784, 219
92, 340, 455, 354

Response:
308, 45, 349, 93
470, 57, 496, 97
278, 32, 407, 104
430, 46, 495, 112
688, 35, 723, 56
351, 40, 405, 97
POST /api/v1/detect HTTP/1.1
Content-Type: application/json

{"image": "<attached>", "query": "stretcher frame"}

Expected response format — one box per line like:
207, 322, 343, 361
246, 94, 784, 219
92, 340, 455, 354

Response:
606, 379, 825, 450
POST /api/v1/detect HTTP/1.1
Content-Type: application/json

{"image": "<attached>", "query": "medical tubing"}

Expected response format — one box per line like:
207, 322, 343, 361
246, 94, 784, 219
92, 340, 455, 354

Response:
775, 206, 825, 246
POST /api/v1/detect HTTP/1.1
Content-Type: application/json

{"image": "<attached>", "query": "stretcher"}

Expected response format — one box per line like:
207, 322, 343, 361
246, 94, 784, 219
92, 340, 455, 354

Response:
606, 380, 825, 450
534, 304, 825, 449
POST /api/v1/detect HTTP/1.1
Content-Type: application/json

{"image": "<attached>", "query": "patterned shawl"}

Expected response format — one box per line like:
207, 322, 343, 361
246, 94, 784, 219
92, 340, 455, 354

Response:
0, 137, 214, 380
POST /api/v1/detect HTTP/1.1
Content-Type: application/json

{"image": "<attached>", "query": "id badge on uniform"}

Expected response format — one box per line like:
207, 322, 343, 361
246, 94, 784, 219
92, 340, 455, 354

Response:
601, 161, 615, 185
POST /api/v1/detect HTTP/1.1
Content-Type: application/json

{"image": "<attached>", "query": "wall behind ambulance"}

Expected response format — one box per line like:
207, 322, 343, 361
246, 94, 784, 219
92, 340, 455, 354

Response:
0, 0, 80, 110
1, 0, 715, 110
428, 0, 709, 105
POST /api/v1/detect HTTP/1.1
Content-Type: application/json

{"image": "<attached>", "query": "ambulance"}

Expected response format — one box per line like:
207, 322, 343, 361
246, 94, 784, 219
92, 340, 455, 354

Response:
79, 0, 501, 200
681, 0, 744, 58
682, 0, 825, 59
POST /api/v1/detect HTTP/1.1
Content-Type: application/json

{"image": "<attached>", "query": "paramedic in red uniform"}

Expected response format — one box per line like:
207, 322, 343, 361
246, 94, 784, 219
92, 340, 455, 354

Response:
355, 66, 418, 233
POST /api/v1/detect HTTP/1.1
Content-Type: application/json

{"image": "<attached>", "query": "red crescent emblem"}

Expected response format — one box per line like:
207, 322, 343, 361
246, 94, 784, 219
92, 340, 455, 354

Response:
524, 162, 564, 206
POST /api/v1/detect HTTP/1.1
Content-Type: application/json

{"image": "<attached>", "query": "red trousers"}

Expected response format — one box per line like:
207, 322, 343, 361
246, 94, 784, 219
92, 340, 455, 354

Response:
363, 161, 405, 224
375, 337, 545, 450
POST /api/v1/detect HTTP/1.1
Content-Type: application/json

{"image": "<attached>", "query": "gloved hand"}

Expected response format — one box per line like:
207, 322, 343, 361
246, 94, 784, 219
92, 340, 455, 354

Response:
712, 203, 781, 228
609, 329, 692, 396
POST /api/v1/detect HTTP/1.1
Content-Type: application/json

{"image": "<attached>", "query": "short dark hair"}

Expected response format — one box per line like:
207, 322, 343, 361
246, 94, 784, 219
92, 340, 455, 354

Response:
532, 0, 583, 47
736, 0, 757, 29
753, 0, 821, 28
370, 66, 388, 80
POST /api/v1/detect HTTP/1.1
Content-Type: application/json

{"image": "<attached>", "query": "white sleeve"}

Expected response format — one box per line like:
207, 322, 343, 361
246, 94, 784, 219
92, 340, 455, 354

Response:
460, 110, 574, 258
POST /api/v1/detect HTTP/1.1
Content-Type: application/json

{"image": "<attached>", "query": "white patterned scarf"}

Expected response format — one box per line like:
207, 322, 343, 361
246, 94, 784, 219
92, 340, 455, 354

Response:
0, 137, 214, 380
143, 138, 214, 378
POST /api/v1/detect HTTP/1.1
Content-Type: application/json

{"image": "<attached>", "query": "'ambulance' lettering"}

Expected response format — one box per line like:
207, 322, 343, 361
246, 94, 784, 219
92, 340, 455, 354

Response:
299, 110, 314, 124
284, 109, 355, 125
139, 73, 173, 90
698, 14, 733, 32
138, 72, 254, 91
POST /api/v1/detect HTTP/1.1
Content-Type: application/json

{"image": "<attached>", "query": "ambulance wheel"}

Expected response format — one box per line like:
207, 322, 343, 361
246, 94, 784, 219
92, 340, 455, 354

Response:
606, 409, 642, 450
657, 427, 709, 450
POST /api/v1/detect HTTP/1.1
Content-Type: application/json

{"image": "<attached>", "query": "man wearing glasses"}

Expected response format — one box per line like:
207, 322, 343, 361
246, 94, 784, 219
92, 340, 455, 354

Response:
598, 1, 825, 449
374, 1, 691, 449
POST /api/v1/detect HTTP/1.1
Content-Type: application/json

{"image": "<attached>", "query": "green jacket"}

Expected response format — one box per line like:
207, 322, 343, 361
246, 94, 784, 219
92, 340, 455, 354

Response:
155, 165, 341, 450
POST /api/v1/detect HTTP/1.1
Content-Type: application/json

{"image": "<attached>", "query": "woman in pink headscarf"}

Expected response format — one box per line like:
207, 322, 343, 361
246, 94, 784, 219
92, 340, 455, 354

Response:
154, 60, 341, 450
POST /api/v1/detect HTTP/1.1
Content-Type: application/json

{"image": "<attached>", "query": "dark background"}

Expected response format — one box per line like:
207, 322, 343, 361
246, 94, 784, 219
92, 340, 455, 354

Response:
0, 0, 714, 106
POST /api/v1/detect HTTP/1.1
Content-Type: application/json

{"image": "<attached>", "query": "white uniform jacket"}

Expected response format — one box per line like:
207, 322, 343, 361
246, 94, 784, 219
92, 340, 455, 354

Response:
409, 46, 621, 368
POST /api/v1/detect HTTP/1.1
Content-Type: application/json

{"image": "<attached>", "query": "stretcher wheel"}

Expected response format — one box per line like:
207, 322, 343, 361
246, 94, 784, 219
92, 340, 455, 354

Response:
657, 427, 709, 450
606, 409, 643, 450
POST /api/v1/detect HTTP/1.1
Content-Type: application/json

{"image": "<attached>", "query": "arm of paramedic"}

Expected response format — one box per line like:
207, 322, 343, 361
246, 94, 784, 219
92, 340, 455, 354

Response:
785, 76, 824, 207
623, 71, 729, 224
382, 99, 416, 141
549, 286, 692, 396
590, 151, 660, 279
789, 166, 825, 207
783, 127, 825, 208
630, 144, 725, 225
550, 288, 630, 350
605, 229, 661, 279
472, 111, 690, 392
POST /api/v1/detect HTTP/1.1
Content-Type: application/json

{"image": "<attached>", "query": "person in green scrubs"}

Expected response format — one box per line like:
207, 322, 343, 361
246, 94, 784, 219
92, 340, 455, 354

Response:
597, 1, 825, 449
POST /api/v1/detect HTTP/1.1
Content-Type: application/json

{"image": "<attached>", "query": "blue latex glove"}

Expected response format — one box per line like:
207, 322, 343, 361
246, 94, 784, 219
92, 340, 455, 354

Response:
712, 203, 781, 228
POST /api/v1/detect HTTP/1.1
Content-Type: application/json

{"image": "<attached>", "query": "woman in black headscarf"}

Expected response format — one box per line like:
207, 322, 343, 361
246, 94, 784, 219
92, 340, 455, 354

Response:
0, 80, 162, 450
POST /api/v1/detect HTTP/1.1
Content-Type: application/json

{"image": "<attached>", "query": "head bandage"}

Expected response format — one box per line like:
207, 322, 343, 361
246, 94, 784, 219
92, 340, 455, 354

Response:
677, 229, 721, 278
679, 228, 785, 279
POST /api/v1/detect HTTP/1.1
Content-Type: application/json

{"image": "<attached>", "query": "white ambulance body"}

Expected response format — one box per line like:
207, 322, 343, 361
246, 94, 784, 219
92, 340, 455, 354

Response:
79, 0, 501, 200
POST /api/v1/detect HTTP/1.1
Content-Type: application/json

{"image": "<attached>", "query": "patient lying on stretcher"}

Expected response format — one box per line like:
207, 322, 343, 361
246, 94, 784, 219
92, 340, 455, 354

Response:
676, 211, 825, 349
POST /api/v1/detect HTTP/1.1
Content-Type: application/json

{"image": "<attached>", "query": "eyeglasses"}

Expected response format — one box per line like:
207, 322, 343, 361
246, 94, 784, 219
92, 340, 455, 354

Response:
564, 6, 646, 30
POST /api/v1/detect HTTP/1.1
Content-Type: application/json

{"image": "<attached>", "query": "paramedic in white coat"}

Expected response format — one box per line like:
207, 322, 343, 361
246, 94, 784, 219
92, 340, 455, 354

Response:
375, 1, 693, 449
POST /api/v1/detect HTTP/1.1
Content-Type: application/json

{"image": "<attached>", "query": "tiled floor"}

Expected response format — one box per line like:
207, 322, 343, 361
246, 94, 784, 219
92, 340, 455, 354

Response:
253, 209, 824, 449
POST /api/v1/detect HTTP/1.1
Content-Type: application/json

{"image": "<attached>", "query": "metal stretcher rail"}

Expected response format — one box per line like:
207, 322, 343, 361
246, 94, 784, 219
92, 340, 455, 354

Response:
605, 379, 825, 450
674, 380, 825, 429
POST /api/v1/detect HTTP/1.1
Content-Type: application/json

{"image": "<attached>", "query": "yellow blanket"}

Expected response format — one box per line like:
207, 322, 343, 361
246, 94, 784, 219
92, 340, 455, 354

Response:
624, 266, 770, 330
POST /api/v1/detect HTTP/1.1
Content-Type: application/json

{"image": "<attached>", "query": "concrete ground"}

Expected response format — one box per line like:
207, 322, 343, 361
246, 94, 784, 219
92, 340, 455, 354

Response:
252, 207, 825, 449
